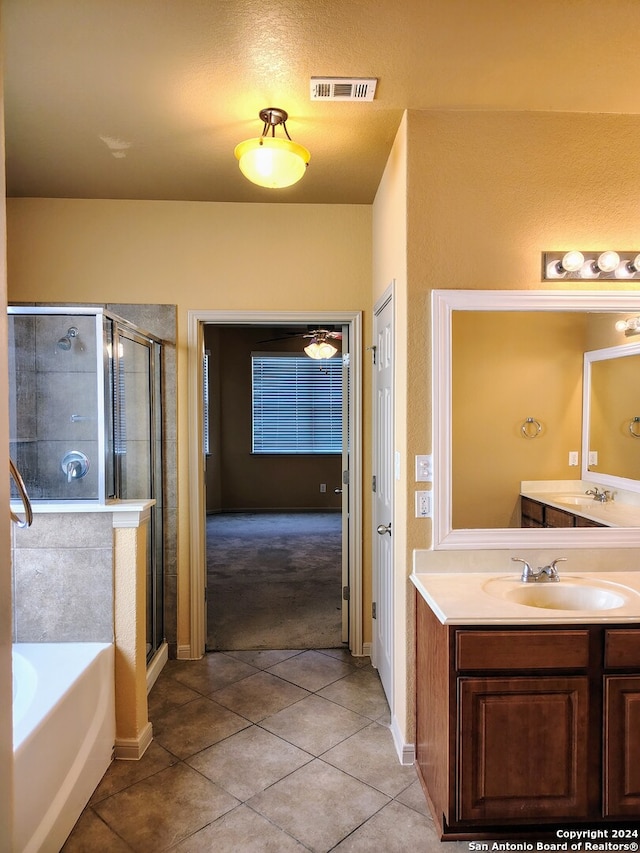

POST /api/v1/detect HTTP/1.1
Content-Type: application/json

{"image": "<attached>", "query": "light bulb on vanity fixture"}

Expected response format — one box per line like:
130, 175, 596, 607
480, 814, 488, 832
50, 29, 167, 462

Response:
234, 107, 310, 189
542, 250, 640, 280
615, 317, 640, 335
546, 251, 584, 278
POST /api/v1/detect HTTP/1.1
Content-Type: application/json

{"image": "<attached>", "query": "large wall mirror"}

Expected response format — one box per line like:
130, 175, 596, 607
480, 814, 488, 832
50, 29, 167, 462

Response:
433, 289, 640, 549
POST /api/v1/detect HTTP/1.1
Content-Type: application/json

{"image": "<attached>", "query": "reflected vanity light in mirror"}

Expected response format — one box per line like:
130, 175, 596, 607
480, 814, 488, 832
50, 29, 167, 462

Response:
432, 289, 640, 550
614, 317, 640, 335
543, 251, 640, 281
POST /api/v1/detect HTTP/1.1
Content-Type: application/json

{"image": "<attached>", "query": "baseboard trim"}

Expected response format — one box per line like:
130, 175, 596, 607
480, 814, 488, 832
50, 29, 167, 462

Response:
114, 722, 153, 761
146, 642, 168, 694
177, 643, 199, 660
361, 642, 373, 659
390, 715, 415, 766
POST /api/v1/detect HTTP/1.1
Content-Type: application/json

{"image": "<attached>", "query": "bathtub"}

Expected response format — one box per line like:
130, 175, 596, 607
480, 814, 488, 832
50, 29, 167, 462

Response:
13, 643, 115, 853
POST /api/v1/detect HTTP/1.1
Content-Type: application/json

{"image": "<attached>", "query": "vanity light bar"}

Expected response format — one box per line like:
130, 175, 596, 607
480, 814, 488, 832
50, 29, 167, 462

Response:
542, 251, 640, 281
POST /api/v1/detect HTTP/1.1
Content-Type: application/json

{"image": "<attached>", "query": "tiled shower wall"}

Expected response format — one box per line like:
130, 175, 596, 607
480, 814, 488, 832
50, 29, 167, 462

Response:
9, 313, 101, 500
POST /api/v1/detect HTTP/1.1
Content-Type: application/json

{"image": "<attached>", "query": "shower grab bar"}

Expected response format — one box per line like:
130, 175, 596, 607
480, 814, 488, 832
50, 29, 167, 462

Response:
9, 458, 33, 528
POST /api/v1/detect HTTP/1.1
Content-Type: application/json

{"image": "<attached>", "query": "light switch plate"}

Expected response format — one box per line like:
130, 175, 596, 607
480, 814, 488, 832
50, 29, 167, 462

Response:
415, 454, 433, 482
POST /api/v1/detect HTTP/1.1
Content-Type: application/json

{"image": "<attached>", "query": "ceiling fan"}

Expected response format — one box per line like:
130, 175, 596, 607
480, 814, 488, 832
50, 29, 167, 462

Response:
258, 328, 343, 359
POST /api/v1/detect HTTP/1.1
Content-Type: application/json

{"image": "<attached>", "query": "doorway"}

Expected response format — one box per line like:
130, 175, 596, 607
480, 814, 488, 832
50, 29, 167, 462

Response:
204, 323, 343, 651
187, 310, 363, 660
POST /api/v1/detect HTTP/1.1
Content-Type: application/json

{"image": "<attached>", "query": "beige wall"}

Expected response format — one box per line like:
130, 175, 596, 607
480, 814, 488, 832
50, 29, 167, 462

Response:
6, 199, 373, 650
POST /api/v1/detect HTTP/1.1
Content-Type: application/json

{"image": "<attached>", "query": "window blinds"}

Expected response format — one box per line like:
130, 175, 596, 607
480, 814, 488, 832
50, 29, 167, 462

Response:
252, 354, 342, 453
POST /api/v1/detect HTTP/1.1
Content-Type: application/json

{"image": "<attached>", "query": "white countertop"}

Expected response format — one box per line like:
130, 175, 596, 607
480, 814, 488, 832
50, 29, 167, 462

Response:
11, 498, 155, 514
411, 571, 640, 625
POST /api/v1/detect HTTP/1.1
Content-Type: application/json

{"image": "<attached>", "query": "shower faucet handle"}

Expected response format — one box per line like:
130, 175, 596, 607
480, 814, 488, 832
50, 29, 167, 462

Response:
61, 451, 90, 483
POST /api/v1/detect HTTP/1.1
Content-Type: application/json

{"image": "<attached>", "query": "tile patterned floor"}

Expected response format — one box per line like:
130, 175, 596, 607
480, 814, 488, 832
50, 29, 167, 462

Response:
62, 649, 464, 852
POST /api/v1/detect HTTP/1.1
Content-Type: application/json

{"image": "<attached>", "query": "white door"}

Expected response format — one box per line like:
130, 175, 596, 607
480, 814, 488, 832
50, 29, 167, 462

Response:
373, 288, 394, 706
340, 324, 350, 644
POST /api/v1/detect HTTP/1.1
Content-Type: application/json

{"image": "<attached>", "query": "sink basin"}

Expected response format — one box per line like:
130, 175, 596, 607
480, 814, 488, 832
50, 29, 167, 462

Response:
550, 495, 595, 507
483, 577, 628, 611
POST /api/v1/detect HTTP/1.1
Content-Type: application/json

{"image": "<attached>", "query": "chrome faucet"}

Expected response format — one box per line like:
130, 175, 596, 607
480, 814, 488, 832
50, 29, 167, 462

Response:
511, 556, 566, 583
585, 487, 611, 503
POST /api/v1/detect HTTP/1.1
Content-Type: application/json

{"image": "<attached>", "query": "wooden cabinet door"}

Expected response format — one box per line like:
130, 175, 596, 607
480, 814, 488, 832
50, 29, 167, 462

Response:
604, 676, 640, 817
457, 676, 589, 822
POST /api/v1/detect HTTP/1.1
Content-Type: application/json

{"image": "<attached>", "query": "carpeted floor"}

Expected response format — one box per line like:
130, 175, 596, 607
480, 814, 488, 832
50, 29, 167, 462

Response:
206, 512, 343, 651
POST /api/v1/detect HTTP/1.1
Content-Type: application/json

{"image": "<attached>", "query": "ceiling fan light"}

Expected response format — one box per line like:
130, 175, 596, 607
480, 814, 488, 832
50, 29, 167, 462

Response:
234, 137, 310, 189
304, 340, 338, 359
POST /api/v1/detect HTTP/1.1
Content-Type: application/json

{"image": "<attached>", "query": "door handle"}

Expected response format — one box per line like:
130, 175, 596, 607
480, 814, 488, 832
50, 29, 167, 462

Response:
334, 488, 342, 494
376, 522, 392, 536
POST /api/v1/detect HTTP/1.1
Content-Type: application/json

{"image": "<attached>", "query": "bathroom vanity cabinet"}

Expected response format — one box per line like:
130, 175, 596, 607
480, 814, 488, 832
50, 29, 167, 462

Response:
521, 495, 605, 528
415, 594, 640, 838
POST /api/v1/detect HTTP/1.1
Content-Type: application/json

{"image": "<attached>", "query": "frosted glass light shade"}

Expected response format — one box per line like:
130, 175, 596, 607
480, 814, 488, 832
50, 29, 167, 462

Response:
304, 340, 338, 360
234, 137, 310, 188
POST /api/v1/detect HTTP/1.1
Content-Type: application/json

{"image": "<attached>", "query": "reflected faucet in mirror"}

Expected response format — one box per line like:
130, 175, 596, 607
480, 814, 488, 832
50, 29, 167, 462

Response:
585, 487, 611, 503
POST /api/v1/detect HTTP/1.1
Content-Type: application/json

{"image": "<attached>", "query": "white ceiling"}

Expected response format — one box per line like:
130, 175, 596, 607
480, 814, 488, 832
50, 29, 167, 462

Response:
4, 0, 640, 205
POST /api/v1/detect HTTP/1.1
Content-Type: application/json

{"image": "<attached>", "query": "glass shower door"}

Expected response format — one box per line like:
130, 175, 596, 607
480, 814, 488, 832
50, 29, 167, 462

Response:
114, 325, 164, 662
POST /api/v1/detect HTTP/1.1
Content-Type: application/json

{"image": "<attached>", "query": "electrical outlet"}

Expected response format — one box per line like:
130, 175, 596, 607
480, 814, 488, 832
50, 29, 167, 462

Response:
589, 451, 598, 466
415, 490, 432, 518
568, 451, 579, 466
319, 483, 326, 493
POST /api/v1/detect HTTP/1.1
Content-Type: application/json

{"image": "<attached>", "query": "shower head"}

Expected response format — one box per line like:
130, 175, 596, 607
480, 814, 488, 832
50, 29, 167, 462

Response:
57, 327, 79, 350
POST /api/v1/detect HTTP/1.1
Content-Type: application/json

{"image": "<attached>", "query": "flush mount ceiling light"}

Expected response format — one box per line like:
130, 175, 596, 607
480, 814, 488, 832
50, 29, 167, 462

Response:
543, 251, 640, 280
234, 107, 310, 189
303, 330, 339, 360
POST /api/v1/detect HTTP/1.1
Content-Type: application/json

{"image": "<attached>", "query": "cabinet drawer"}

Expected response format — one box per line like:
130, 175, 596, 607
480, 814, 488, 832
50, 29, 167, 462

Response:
605, 630, 640, 668
521, 497, 544, 524
456, 630, 590, 671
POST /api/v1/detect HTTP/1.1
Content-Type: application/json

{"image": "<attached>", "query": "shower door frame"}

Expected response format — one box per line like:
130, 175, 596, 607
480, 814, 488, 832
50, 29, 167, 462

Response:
111, 320, 165, 662
186, 309, 364, 660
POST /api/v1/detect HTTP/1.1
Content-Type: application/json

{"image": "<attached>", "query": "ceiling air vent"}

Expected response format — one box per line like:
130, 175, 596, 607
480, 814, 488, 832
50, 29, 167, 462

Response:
310, 77, 377, 102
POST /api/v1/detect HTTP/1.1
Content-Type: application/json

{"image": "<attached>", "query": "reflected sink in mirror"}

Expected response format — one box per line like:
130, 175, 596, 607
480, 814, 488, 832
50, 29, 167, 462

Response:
550, 495, 596, 507
482, 576, 629, 611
